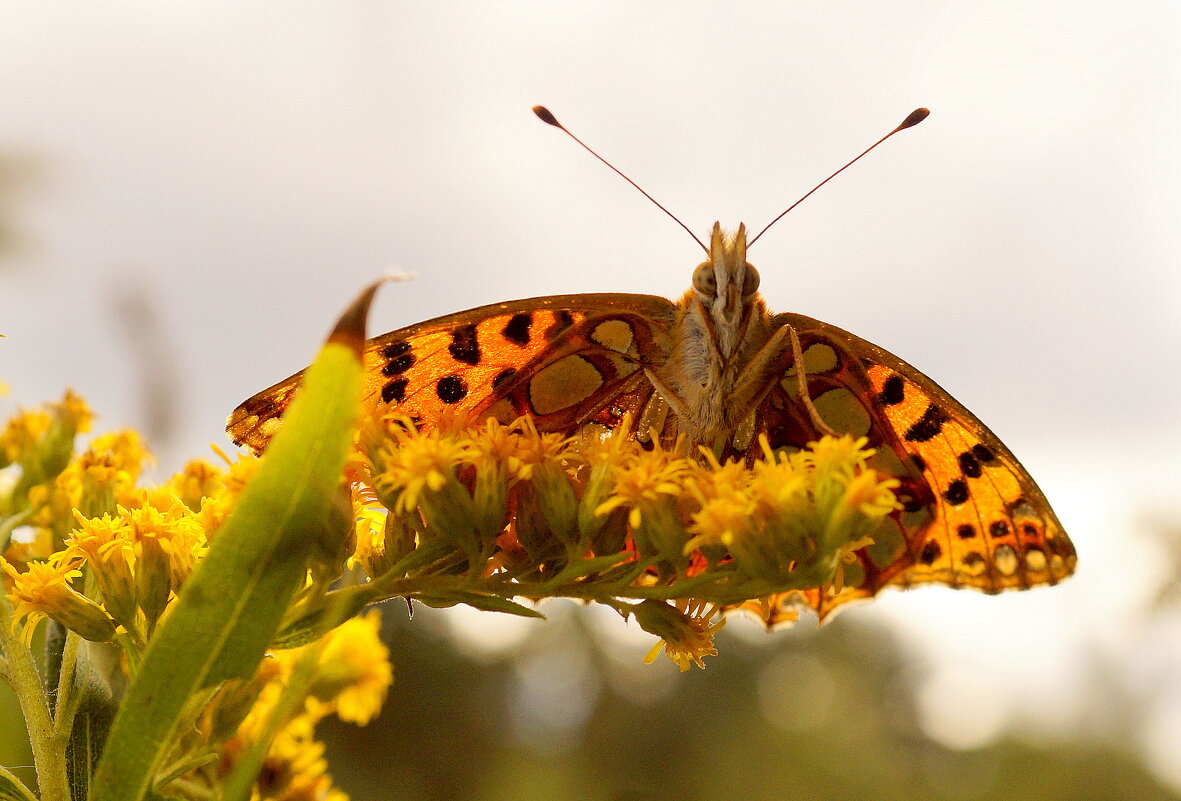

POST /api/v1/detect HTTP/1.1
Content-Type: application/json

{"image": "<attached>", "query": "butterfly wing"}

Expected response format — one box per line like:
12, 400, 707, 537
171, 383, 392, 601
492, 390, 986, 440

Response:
724, 311, 1076, 624
227, 293, 677, 452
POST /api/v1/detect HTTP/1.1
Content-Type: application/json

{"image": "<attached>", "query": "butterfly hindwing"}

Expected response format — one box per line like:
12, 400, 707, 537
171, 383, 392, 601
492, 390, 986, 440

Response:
227, 293, 677, 452
734, 312, 1076, 622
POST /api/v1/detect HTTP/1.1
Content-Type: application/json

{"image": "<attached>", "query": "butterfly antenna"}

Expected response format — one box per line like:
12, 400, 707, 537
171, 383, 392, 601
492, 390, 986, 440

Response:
748, 107, 930, 247
533, 105, 709, 254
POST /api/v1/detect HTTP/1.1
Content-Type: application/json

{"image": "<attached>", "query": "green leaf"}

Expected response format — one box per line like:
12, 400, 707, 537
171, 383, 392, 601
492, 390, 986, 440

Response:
271, 583, 380, 649
0, 767, 37, 801
421, 591, 545, 618
90, 324, 365, 801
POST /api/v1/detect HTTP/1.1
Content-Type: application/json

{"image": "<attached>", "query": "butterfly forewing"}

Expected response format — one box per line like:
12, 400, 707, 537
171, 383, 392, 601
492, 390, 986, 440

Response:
227, 294, 677, 452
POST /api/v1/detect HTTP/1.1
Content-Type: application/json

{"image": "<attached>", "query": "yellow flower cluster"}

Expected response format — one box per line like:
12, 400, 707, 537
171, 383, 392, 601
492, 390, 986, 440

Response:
218, 612, 391, 801
1, 389, 390, 801
3, 457, 235, 647
350, 411, 901, 669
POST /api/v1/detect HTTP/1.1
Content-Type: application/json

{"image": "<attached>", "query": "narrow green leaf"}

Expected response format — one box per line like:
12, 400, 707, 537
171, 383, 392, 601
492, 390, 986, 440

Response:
420, 591, 545, 618
90, 331, 364, 801
271, 583, 381, 649
0, 767, 37, 801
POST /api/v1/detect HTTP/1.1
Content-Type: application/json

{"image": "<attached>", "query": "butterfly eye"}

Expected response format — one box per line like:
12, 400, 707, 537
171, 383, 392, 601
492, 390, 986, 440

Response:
692, 262, 717, 296
742, 263, 761, 297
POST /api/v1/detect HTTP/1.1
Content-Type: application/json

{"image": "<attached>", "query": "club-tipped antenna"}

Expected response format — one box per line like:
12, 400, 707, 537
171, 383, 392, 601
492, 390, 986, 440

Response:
747, 107, 930, 247
533, 105, 708, 254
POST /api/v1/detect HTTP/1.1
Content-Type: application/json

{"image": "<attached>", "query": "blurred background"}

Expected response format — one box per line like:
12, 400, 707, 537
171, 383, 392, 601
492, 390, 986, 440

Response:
1, 2, 1179, 798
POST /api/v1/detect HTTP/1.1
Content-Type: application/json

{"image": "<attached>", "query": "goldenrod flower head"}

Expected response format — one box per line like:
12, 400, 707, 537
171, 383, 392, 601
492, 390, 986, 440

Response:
680, 435, 899, 589
66, 512, 138, 631
349, 506, 391, 579
59, 389, 93, 435
634, 600, 724, 672
371, 418, 467, 515
85, 428, 152, 477
1, 555, 116, 644
0, 390, 91, 473
306, 610, 392, 726
165, 458, 227, 511
463, 415, 564, 483
813, 432, 874, 466
256, 715, 342, 801
55, 431, 153, 518
122, 502, 206, 587
0, 407, 51, 466
686, 486, 756, 550
841, 467, 901, 519
196, 450, 260, 536
594, 444, 692, 530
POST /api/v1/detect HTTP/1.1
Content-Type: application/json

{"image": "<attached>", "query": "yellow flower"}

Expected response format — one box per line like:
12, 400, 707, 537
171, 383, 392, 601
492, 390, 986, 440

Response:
307, 610, 392, 725
349, 506, 391, 579
841, 467, 900, 519
248, 714, 346, 801
464, 415, 566, 483
634, 600, 724, 672
59, 389, 93, 435
122, 502, 206, 631
370, 420, 467, 516
0, 407, 51, 466
594, 444, 693, 530
65, 512, 139, 632
196, 450, 260, 537
1, 555, 116, 644
164, 458, 227, 511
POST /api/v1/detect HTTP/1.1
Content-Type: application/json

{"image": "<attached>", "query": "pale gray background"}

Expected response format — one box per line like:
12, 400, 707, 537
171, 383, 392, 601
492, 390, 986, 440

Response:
1, 0, 1178, 785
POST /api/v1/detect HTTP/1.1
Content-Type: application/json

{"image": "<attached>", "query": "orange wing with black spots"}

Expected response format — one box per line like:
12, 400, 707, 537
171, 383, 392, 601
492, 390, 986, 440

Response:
731, 312, 1076, 624
227, 293, 676, 453
228, 290, 1074, 626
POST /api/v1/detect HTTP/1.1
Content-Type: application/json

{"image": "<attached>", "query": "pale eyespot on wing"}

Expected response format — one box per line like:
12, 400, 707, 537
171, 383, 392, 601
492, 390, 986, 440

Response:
228, 104, 1073, 624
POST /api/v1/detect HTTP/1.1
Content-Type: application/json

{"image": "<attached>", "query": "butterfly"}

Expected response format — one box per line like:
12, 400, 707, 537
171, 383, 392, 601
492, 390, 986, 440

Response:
227, 108, 1075, 623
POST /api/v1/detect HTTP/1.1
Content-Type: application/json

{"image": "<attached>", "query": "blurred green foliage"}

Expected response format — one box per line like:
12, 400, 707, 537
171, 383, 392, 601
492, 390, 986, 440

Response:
321, 605, 1179, 801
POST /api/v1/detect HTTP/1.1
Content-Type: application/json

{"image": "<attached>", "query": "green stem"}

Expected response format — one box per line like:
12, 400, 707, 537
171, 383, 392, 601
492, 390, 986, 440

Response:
220, 645, 321, 801
52, 630, 81, 740
0, 593, 71, 801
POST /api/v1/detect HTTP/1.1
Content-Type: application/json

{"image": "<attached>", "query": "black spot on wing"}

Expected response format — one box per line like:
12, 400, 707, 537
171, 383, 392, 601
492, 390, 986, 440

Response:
920, 540, 941, 565
989, 520, 1011, 538
972, 443, 998, 464
492, 368, 518, 390
502, 313, 532, 347
381, 341, 411, 359
381, 341, 415, 376
944, 479, 969, 505
877, 374, 905, 406
382, 378, 408, 403
904, 404, 948, 442
448, 324, 482, 366
436, 374, 468, 404
958, 451, 983, 479
545, 310, 575, 340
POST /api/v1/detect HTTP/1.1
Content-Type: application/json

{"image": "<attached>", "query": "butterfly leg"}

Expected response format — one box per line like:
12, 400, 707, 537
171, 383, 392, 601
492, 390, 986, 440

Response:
785, 323, 838, 437
641, 368, 695, 423
731, 324, 837, 438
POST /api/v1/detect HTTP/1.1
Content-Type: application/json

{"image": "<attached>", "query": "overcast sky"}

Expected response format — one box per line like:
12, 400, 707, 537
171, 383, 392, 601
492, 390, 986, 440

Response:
2, 0, 1179, 785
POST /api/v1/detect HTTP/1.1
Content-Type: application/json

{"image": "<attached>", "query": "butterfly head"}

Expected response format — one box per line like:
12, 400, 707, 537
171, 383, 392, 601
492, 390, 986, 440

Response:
691, 222, 762, 337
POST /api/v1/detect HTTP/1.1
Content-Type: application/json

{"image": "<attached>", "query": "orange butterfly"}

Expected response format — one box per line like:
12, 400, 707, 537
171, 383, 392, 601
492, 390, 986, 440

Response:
228, 107, 1075, 620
